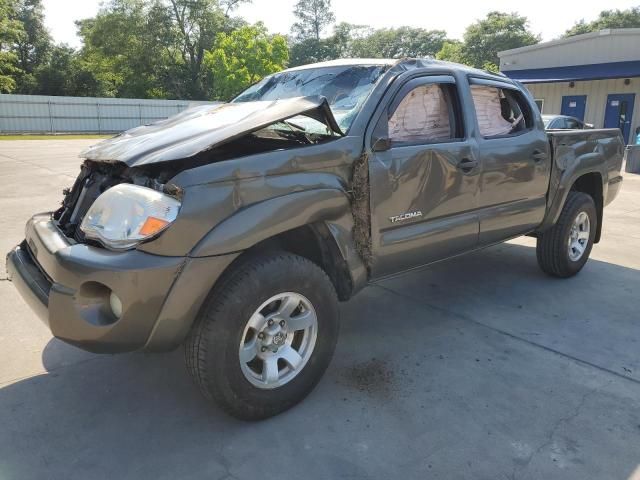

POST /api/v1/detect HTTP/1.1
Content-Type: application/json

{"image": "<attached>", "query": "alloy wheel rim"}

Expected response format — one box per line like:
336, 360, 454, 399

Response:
239, 292, 318, 389
567, 211, 590, 261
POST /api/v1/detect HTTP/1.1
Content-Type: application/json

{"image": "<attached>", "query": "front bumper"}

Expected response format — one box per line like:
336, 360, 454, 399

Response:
6, 214, 239, 353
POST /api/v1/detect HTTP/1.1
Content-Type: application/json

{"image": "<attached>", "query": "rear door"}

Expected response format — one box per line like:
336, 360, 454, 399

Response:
561, 95, 587, 121
604, 93, 635, 144
368, 75, 480, 277
469, 78, 552, 245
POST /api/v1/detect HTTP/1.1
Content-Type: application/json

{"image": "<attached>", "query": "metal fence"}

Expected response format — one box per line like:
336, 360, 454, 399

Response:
0, 94, 215, 134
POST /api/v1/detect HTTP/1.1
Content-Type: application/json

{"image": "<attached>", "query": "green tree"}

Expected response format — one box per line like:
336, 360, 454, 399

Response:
159, 0, 229, 98
288, 37, 334, 66
288, 0, 335, 67
77, 0, 236, 99
565, 6, 640, 36
206, 23, 288, 100
329, 22, 368, 58
289, 23, 448, 67
13, 0, 51, 92
291, 0, 335, 41
0, 0, 24, 92
34, 45, 107, 96
349, 27, 448, 58
462, 11, 539, 69
77, 0, 163, 98
436, 40, 468, 64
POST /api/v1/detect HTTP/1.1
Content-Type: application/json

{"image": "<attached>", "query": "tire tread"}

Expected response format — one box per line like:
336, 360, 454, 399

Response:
184, 251, 338, 420
536, 191, 596, 278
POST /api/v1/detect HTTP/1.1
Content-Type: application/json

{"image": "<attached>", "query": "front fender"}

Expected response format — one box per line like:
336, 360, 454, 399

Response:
190, 189, 352, 257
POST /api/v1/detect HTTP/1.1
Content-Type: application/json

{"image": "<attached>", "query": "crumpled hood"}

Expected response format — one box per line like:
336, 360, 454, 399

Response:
81, 96, 343, 167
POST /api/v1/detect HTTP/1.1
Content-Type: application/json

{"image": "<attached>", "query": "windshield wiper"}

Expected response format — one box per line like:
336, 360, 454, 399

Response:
281, 119, 307, 132
272, 120, 312, 144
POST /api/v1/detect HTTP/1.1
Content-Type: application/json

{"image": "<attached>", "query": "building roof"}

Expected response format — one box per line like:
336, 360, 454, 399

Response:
499, 29, 640, 83
499, 28, 640, 58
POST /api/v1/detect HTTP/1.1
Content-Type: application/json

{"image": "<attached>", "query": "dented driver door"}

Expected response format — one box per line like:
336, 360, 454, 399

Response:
368, 75, 480, 278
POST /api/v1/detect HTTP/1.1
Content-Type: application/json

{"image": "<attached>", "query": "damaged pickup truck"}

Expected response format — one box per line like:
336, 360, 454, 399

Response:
6, 59, 624, 420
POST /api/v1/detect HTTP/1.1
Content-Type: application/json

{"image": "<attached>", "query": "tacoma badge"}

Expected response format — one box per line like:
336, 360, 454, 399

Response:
389, 211, 423, 223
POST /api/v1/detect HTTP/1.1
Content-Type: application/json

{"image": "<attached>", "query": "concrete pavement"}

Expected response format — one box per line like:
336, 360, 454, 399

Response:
1, 140, 639, 480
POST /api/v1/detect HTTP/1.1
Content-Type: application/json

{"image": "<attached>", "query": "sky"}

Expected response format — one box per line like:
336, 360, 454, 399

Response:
43, 0, 640, 48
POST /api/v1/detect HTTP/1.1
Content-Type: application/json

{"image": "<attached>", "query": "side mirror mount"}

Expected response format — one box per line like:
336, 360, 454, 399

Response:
371, 115, 391, 152
371, 136, 391, 152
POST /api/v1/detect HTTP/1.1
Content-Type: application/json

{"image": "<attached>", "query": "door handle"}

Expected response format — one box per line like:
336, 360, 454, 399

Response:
532, 149, 547, 163
457, 158, 478, 173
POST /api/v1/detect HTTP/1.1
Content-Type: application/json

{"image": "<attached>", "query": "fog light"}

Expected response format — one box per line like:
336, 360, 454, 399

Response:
109, 292, 123, 319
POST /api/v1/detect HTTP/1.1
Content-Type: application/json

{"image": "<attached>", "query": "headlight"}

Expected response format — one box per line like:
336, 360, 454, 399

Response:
80, 184, 181, 250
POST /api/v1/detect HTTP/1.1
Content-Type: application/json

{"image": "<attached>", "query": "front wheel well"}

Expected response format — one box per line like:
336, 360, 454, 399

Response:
243, 223, 354, 301
570, 172, 603, 243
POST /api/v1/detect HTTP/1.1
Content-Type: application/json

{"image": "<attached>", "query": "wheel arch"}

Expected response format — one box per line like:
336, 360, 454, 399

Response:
570, 172, 604, 243
190, 189, 368, 301
539, 169, 605, 241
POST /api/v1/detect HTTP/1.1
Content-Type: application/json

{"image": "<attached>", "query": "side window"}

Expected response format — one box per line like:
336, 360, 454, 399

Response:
565, 118, 580, 129
470, 85, 533, 138
552, 118, 567, 129
388, 83, 460, 144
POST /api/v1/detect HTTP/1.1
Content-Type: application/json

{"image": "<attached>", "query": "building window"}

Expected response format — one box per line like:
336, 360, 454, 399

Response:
534, 99, 544, 113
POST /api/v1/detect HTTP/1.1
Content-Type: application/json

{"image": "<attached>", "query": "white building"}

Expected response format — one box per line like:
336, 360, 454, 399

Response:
499, 29, 640, 144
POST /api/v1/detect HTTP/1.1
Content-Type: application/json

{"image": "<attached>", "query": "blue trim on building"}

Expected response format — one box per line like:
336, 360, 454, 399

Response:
502, 61, 640, 83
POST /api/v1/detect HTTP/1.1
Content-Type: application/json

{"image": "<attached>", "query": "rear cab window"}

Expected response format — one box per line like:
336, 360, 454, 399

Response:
469, 82, 534, 138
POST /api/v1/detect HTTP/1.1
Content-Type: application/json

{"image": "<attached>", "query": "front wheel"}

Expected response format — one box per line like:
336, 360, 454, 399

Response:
536, 191, 597, 278
185, 251, 339, 420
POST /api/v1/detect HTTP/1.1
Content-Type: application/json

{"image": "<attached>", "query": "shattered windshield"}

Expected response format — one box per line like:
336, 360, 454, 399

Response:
232, 65, 388, 132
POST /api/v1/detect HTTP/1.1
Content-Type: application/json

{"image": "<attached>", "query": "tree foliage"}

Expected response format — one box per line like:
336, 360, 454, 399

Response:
3, 0, 626, 101
289, 23, 450, 67
349, 27, 448, 58
76, 0, 159, 98
435, 40, 467, 64
35, 45, 104, 96
564, 6, 640, 37
76, 0, 236, 99
206, 23, 288, 100
13, 0, 50, 77
460, 11, 539, 69
291, 0, 335, 41
0, 0, 25, 92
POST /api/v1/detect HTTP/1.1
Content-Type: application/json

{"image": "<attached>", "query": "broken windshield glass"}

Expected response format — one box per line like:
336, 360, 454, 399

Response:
232, 65, 387, 132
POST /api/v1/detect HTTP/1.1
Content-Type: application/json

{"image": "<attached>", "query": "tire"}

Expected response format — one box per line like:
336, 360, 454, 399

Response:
536, 191, 597, 278
185, 251, 339, 421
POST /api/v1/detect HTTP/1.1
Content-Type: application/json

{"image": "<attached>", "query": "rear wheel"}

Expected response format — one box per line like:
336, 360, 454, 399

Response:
185, 251, 339, 420
536, 191, 597, 278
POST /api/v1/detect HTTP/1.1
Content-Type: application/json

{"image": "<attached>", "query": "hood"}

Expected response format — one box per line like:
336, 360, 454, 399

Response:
81, 96, 343, 167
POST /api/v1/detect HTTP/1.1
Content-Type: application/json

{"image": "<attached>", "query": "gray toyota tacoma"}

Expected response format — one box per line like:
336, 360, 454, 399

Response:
6, 59, 624, 420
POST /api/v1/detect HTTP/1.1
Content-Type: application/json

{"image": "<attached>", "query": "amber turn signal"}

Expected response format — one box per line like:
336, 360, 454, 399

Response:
139, 216, 170, 236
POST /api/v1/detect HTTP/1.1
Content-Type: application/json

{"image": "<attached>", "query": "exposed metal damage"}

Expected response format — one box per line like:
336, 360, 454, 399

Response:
350, 152, 372, 271
56, 97, 347, 244
54, 161, 183, 242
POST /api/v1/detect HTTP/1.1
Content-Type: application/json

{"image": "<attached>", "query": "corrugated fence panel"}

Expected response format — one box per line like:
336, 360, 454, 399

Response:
0, 94, 215, 133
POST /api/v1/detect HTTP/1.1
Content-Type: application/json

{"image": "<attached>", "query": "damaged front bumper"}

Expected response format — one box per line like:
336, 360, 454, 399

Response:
6, 213, 238, 353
